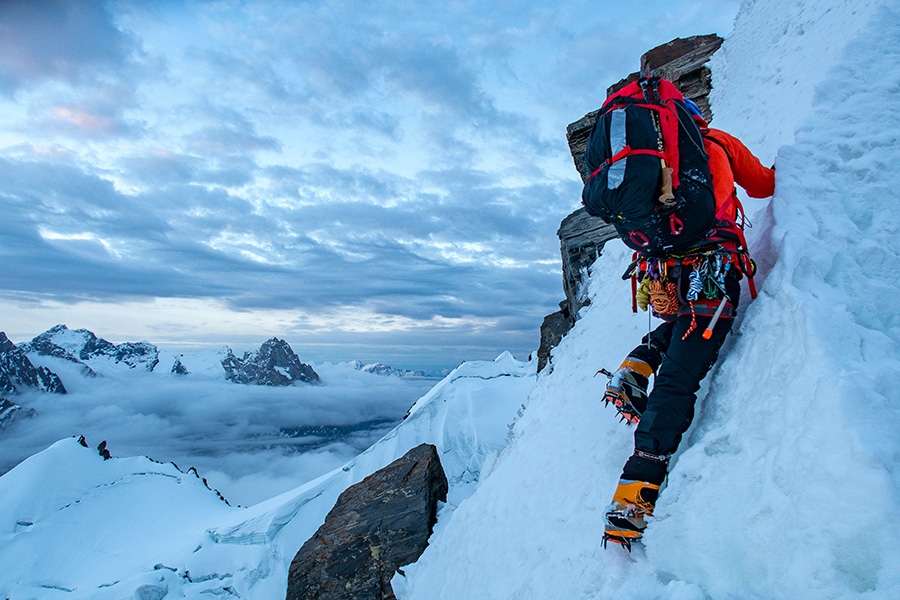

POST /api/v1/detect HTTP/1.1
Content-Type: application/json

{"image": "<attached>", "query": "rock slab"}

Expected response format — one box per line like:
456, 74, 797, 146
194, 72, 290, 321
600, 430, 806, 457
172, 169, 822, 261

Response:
286, 443, 449, 600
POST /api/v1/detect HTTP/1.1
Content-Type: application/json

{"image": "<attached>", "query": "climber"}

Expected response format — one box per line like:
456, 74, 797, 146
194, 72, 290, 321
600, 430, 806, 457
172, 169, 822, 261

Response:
587, 88, 776, 549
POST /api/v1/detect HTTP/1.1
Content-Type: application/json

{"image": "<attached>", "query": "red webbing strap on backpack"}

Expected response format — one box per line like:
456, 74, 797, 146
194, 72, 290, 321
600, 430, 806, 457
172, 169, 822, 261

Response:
622, 252, 641, 313
602, 77, 686, 188
586, 146, 665, 181
735, 229, 758, 299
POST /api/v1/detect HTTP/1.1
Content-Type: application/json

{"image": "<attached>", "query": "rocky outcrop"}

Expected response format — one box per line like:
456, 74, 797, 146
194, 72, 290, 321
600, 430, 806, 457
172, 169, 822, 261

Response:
223, 337, 320, 385
0, 332, 66, 394
22, 324, 159, 372
538, 35, 723, 372
171, 357, 189, 375
0, 397, 37, 428
537, 210, 619, 372
639, 34, 723, 120
286, 443, 449, 600
566, 34, 723, 184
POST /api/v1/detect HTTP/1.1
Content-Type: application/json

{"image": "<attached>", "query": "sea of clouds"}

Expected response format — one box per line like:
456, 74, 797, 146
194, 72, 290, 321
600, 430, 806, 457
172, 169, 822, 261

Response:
0, 358, 438, 506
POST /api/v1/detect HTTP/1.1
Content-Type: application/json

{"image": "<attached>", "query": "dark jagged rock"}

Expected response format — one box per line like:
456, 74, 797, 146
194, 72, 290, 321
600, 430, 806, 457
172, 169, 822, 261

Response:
171, 357, 190, 375
639, 34, 723, 120
223, 338, 320, 386
0, 332, 67, 394
557, 209, 619, 320
112, 341, 160, 371
565, 109, 603, 184
23, 325, 159, 372
537, 306, 571, 374
219, 347, 243, 380
0, 369, 13, 396
286, 444, 449, 600
540, 35, 722, 372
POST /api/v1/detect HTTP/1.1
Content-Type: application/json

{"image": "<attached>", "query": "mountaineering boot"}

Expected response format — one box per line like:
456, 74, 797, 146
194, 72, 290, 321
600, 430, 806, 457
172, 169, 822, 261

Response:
602, 357, 653, 424
602, 479, 660, 551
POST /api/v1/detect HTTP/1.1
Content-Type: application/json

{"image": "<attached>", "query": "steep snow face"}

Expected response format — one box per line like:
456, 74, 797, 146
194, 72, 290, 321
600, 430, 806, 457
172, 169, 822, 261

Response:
709, 0, 883, 162
397, 1, 900, 599
0, 353, 536, 599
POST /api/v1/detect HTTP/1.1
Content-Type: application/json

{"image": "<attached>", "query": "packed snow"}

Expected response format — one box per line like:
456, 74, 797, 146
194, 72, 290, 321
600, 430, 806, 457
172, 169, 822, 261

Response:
3, 0, 900, 597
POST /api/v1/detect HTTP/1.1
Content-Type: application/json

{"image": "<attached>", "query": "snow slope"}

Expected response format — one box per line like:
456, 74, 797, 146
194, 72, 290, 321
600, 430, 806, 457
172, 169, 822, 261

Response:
0, 353, 535, 599
396, 0, 900, 598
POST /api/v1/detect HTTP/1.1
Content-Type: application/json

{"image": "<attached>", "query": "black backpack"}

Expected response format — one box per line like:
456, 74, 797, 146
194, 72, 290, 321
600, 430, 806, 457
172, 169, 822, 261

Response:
582, 77, 716, 257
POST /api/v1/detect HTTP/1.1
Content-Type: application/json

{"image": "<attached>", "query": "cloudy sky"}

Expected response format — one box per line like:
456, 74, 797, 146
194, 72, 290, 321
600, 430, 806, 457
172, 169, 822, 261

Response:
0, 0, 740, 370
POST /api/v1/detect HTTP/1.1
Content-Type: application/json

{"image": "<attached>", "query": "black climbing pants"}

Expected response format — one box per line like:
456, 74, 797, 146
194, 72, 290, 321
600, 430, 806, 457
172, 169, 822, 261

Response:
621, 271, 742, 486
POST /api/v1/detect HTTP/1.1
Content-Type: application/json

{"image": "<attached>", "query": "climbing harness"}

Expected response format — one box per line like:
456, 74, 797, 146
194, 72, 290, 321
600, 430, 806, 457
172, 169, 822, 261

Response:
623, 247, 744, 341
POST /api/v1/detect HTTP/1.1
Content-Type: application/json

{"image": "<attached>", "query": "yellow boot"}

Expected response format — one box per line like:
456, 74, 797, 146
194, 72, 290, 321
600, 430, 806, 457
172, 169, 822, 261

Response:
603, 479, 660, 550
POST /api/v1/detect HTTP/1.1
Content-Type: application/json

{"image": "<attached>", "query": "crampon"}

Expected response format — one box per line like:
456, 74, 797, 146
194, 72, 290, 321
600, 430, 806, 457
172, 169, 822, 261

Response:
602, 508, 645, 552
601, 529, 641, 552
602, 480, 660, 552
596, 367, 643, 425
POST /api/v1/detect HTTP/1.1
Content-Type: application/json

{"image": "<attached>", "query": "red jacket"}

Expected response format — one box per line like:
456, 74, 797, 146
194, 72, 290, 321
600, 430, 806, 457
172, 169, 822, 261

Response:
703, 128, 775, 220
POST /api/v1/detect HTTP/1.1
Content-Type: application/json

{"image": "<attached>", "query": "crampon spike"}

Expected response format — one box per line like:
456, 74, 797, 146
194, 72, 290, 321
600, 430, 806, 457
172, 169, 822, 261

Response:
595, 368, 613, 379
602, 533, 633, 552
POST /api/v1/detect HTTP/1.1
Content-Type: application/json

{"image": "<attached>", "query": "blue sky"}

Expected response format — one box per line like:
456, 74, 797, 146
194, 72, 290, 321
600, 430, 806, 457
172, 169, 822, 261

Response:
0, 0, 740, 370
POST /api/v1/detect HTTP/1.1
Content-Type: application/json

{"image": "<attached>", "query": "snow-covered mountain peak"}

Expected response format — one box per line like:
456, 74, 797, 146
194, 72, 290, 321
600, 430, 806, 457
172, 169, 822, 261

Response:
23, 324, 160, 374
0, 331, 66, 397
224, 337, 321, 385
348, 360, 432, 378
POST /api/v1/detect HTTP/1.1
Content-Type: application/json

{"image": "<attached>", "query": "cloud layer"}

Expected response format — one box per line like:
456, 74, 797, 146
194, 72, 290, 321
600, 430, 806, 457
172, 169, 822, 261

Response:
0, 359, 437, 505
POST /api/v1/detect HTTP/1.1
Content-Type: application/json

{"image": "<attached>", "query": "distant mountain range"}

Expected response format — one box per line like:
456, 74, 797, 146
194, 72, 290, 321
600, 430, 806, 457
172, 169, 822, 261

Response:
347, 360, 430, 378
14, 324, 321, 385
0, 325, 325, 427
0, 325, 437, 428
